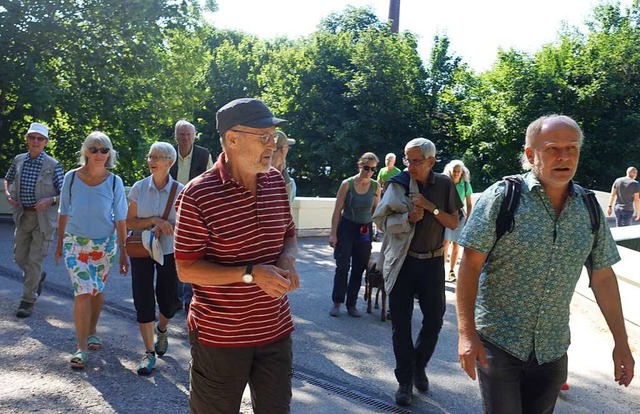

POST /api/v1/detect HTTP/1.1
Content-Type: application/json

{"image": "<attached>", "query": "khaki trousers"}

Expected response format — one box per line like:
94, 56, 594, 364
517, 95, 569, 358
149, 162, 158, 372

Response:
14, 212, 52, 303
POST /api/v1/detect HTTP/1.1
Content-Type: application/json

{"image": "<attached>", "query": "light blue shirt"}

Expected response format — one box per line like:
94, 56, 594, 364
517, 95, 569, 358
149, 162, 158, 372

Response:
127, 175, 183, 254
458, 172, 620, 364
59, 171, 127, 239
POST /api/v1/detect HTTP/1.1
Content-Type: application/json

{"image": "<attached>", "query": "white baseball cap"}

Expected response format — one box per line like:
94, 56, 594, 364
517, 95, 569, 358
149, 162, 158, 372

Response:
26, 122, 49, 139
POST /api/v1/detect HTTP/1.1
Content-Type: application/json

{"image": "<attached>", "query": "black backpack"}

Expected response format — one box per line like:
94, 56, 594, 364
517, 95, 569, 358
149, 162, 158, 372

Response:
494, 175, 601, 285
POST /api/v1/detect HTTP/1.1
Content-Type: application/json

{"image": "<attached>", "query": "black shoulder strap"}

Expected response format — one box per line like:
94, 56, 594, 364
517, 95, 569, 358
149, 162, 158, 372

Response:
69, 171, 76, 199
575, 184, 601, 238
495, 175, 523, 242
574, 183, 601, 287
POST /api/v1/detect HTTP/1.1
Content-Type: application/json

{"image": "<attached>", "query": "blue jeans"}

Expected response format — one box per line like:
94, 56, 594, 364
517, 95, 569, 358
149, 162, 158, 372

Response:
477, 336, 567, 414
177, 280, 193, 305
389, 255, 445, 385
614, 206, 635, 227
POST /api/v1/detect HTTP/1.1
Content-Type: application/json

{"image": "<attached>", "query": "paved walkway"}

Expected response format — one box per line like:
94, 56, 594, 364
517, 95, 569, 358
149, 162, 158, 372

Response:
1, 220, 639, 413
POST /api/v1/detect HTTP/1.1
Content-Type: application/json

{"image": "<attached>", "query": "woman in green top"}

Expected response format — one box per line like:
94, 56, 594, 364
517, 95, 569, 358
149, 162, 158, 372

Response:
329, 152, 381, 317
442, 160, 473, 282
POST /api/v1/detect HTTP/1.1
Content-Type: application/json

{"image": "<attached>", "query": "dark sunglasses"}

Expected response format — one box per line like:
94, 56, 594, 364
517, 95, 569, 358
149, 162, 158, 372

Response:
362, 165, 377, 173
88, 147, 111, 154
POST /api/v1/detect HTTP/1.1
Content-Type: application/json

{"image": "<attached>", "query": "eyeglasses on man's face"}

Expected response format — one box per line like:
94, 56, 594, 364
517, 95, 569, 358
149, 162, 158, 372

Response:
147, 155, 170, 161
361, 165, 377, 173
88, 147, 111, 154
27, 135, 47, 142
231, 129, 279, 145
403, 157, 428, 167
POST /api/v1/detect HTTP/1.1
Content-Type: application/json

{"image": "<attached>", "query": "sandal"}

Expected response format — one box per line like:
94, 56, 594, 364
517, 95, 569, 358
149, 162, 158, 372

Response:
87, 335, 102, 350
70, 350, 87, 370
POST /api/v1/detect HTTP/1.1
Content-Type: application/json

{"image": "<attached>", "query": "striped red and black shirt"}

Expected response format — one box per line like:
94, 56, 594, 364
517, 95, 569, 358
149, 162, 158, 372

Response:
174, 152, 296, 348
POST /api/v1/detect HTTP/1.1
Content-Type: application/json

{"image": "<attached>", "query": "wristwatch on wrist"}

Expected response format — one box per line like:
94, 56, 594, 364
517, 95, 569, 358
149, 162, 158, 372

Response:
242, 264, 254, 283
433, 208, 440, 216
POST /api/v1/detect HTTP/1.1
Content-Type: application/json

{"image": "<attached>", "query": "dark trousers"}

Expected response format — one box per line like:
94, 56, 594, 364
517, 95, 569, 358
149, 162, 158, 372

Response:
614, 205, 634, 227
478, 336, 567, 414
130, 254, 178, 323
189, 332, 292, 414
389, 255, 445, 385
331, 218, 372, 308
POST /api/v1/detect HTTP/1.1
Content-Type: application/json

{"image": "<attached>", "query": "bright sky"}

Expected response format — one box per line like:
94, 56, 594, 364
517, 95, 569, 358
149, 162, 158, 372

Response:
206, 0, 633, 72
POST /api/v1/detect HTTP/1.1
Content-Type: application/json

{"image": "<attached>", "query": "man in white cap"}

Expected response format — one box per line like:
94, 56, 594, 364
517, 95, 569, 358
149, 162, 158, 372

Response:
272, 130, 296, 204
174, 98, 299, 413
4, 122, 64, 317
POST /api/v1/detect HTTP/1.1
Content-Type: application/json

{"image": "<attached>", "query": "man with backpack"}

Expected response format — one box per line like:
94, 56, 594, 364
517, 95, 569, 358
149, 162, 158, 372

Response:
455, 115, 634, 413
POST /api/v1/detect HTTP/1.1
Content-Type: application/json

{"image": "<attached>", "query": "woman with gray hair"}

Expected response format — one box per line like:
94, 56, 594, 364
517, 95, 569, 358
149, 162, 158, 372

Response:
126, 141, 184, 376
442, 159, 473, 282
54, 131, 128, 370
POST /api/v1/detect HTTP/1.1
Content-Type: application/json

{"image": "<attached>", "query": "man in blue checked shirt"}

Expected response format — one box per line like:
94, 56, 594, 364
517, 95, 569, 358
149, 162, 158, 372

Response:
456, 115, 634, 413
4, 122, 64, 318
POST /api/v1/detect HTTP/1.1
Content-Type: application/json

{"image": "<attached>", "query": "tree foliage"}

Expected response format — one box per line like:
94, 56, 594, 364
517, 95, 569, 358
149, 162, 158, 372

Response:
0, 0, 210, 184
3, 1, 640, 196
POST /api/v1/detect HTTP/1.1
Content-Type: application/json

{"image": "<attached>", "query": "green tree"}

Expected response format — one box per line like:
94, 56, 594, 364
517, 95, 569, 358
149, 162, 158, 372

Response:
260, 7, 430, 196
0, 0, 210, 184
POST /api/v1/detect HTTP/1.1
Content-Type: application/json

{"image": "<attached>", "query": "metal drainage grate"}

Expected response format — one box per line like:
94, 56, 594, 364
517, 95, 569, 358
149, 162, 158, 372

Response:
294, 370, 412, 414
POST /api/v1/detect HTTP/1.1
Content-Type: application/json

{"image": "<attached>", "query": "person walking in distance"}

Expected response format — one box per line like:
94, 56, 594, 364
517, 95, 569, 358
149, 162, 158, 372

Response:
329, 152, 381, 318
606, 166, 640, 227
169, 120, 213, 312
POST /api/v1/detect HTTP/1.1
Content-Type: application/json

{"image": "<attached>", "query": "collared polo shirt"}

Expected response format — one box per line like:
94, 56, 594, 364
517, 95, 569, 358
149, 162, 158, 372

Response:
458, 172, 620, 363
127, 175, 184, 254
174, 152, 295, 348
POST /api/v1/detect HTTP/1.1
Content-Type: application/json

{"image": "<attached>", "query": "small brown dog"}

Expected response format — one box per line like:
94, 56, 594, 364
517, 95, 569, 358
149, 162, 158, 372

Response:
364, 262, 387, 321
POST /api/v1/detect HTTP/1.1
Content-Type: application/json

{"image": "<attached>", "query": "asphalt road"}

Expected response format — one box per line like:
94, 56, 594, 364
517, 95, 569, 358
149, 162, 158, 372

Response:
1, 219, 639, 413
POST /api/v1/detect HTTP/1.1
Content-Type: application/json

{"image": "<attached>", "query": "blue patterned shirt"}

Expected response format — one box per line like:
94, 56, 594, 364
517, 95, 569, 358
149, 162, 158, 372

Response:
458, 172, 620, 363
5, 152, 64, 207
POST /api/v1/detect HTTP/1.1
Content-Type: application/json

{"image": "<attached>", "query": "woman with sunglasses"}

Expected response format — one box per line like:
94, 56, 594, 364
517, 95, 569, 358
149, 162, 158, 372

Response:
329, 152, 381, 317
54, 131, 128, 370
126, 142, 184, 375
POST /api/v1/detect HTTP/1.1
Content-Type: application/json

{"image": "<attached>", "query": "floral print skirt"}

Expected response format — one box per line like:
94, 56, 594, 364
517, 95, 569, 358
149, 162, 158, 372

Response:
63, 233, 117, 296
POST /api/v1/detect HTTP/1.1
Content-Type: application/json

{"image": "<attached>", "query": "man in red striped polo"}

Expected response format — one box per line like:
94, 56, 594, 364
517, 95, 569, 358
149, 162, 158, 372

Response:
174, 98, 300, 413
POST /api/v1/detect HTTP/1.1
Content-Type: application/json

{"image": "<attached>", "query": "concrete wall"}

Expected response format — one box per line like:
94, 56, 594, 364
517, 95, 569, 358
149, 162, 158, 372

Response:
0, 180, 631, 235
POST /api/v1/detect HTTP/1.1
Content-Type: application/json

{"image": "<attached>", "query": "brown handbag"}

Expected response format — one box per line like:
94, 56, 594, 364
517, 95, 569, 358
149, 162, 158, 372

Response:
125, 181, 178, 258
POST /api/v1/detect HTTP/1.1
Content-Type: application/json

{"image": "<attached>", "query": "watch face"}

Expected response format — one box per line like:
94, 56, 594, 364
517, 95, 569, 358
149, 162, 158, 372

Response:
242, 274, 253, 283
433, 208, 439, 216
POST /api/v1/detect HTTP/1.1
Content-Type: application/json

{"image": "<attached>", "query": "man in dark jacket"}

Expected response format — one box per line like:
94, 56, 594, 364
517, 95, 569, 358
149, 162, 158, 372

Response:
169, 120, 213, 311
